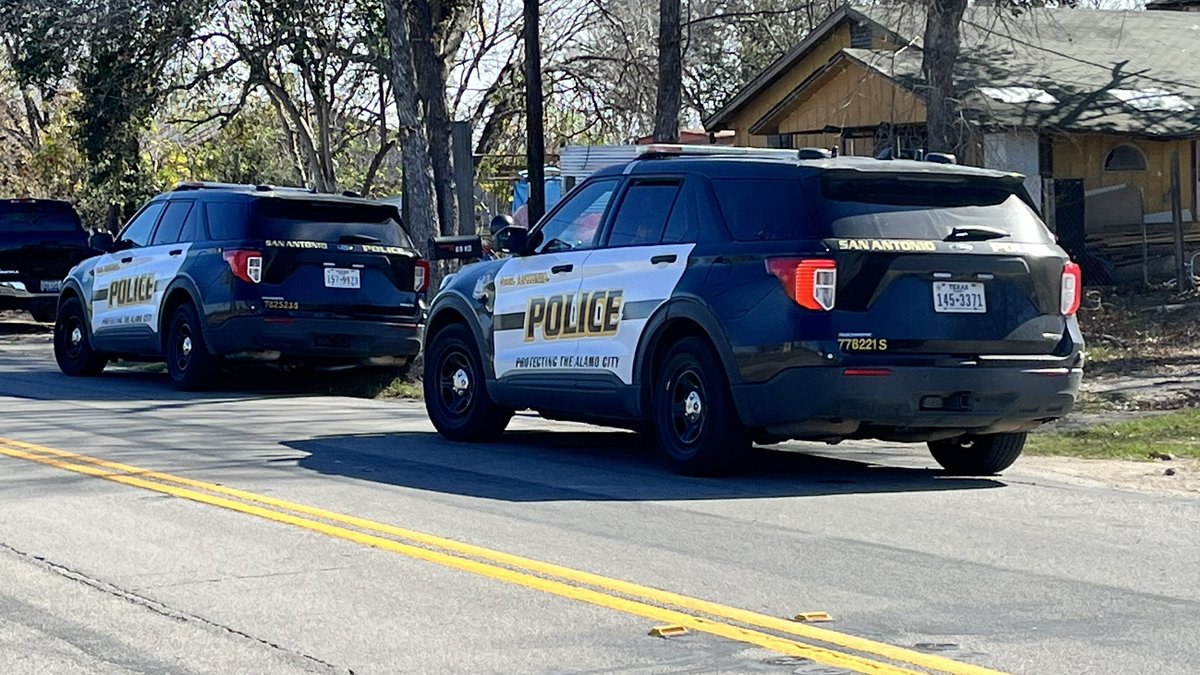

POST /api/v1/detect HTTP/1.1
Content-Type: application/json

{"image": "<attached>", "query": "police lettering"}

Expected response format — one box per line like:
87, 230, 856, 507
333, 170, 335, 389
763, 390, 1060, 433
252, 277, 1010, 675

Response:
524, 290, 623, 342
108, 274, 155, 307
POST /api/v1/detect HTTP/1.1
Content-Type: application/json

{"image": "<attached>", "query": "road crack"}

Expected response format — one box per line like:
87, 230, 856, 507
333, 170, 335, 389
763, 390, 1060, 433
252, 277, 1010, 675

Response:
0, 541, 354, 674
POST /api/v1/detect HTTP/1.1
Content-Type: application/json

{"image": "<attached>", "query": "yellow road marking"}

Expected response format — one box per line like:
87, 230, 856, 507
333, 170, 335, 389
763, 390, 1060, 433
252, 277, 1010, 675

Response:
0, 437, 1012, 675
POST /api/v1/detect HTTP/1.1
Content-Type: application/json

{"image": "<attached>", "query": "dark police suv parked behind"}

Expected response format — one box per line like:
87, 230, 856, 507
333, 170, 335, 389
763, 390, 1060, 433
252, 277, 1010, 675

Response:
0, 199, 92, 323
54, 183, 427, 389
423, 145, 1083, 476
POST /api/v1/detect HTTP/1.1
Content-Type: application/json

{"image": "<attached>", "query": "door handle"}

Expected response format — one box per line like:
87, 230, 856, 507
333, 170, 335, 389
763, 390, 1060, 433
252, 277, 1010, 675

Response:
550, 264, 574, 274
169, 249, 183, 257
120, 256, 133, 264
650, 254, 677, 265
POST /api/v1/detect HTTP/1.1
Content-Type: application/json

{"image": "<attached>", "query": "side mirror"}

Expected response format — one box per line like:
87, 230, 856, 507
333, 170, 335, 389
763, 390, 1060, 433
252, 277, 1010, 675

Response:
89, 232, 115, 253
494, 226, 528, 255
429, 235, 483, 261
489, 214, 514, 235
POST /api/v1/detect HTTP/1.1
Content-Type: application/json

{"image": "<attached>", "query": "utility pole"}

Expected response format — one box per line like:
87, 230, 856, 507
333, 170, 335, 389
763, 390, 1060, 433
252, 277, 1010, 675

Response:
523, 0, 545, 225
1171, 150, 1187, 290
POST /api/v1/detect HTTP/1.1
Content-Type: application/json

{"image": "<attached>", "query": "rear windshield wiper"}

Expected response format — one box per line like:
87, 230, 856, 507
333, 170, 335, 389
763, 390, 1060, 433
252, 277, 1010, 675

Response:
944, 226, 1009, 242
338, 233, 382, 245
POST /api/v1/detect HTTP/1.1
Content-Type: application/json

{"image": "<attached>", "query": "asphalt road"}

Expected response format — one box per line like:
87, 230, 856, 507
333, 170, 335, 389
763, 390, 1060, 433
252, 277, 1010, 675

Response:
1, 320, 1198, 675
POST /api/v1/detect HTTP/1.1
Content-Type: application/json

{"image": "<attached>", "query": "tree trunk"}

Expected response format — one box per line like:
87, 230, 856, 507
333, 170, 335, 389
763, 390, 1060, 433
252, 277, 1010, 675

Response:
409, 0, 457, 236
523, 0, 545, 225
384, 0, 438, 257
653, 0, 682, 143
921, 0, 968, 157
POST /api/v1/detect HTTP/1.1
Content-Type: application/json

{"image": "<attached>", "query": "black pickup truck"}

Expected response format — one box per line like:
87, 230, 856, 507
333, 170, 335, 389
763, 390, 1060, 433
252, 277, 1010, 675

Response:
0, 199, 93, 322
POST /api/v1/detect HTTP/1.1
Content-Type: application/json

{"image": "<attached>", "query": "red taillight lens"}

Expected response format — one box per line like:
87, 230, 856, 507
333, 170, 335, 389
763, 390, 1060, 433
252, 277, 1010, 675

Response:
414, 259, 430, 293
1061, 261, 1081, 316
223, 250, 262, 284
766, 258, 836, 311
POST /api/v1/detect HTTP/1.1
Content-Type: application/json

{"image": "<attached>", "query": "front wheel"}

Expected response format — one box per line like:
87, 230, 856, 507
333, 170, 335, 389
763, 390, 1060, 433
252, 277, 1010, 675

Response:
423, 324, 511, 441
166, 303, 217, 391
54, 297, 107, 376
928, 432, 1027, 475
652, 337, 749, 476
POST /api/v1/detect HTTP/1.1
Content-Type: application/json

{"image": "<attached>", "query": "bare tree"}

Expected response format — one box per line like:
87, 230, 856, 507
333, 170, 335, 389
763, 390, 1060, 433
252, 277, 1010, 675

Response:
922, 0, 969, 156
384, 0, 438, 254
654, 0, 682, 142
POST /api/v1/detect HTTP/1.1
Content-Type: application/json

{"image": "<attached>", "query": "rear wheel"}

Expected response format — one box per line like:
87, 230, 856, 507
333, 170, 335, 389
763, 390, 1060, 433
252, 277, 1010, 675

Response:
928, 432, 1027, 475
54, 297, 107, 377
166, 303, 217, 391
424, 323, 511, 441
653, 337, 749, 476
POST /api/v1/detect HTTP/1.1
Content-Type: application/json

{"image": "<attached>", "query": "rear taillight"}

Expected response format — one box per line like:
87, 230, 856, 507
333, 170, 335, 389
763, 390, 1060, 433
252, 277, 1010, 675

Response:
223, 250, 262, 284
414, 259, 430, 293
1061, 261, 1081, 316
766, 258, 836, 311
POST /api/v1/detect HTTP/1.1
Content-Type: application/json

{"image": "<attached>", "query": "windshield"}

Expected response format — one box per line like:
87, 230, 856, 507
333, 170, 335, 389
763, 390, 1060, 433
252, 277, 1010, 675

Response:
0, 202, 83, 233
250, 199, 414, 248
818, 173, 1054, 244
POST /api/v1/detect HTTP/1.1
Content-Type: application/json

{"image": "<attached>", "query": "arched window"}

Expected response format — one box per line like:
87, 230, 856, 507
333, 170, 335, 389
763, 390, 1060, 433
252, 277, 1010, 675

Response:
1103, 144, 1147, 172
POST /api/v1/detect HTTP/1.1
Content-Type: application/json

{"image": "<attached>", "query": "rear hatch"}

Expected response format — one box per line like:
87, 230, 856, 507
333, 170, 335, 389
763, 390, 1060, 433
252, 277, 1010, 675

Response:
0, 200, 91, 292
811, 170, 1071, 357
221, 197, 425, 320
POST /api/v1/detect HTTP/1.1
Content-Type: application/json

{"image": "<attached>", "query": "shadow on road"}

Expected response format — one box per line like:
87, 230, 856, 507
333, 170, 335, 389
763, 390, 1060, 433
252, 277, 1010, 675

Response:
0, 318, 50, 336
286, 430, 1004, 502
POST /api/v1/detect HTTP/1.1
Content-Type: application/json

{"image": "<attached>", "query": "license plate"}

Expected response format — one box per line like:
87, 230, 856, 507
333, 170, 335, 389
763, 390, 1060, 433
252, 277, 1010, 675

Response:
40, 279, 63, 292
933, 281, 986, 313
324, 268, 360, 289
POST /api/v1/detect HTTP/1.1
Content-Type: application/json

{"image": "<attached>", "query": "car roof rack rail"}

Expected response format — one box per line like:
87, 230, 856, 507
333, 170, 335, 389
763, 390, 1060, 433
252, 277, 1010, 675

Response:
635, 144, 803, 161
173, 181, 317, 193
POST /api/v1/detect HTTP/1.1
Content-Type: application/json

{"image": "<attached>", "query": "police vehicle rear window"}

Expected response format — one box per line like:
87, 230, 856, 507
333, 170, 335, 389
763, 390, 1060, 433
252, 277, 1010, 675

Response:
207, 199, 413, 247
818, 173, 1054, 244
0, 202, 82, 233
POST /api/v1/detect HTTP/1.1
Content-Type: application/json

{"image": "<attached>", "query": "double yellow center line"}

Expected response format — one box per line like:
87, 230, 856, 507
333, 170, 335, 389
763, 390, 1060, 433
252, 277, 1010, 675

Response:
0, 436, 1009, 675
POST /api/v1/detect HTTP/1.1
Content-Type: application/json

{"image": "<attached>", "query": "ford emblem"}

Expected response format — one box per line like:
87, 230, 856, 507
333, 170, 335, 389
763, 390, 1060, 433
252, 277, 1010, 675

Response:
337, 244, 354, 251
950, 243, 974, 252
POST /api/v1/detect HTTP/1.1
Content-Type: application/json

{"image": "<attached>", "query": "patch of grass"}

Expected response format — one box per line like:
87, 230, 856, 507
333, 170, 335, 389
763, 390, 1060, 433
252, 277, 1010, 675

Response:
1029, 409, 1200, 460
378, 377, 423, 399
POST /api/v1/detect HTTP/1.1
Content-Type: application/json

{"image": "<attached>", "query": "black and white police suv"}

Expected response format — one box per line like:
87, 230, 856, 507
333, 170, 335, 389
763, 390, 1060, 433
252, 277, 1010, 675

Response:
423, 145, 1083, 476
54, 183, 428, 389
0, 199, 92, 323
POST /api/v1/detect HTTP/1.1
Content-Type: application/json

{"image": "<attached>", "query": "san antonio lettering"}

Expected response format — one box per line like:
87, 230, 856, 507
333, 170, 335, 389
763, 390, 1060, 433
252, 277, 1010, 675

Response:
835, 239, 937, 252
524, 289, 623, 342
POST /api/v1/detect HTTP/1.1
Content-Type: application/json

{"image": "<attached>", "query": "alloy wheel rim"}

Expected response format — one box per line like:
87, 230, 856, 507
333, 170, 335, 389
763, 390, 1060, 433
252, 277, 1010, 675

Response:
670, 369, 707, 446
439, 350, 474, 416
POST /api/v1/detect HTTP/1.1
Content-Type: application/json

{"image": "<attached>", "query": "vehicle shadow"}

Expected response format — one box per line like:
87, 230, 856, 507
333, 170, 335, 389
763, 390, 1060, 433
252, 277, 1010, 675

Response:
286, 430, 1004, 502
0, 318, 50, 336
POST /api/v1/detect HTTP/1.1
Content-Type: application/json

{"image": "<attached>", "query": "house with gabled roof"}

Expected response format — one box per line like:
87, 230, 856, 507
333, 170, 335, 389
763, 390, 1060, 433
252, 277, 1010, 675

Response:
703, 4, 1200, 279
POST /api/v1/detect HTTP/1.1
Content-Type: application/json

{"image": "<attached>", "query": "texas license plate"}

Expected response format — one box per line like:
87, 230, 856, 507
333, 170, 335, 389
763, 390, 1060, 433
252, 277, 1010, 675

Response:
40, 279, 63, 292
324, 268, 360, 289
933, 281, 986, 313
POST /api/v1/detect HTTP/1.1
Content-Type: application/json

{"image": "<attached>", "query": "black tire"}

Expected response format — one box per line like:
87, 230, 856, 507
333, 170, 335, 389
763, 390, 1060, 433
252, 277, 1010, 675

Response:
166, 303, 217, 391
652, 337, 750, 476
29, 302, 57, 324
54, 297, 107, 377
928, 432, 1027, 475
423, 323, 511, 441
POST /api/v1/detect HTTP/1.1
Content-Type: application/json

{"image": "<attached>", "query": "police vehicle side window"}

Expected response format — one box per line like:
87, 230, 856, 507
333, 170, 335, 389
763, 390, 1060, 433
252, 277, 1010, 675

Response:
530, 178, 617, 254
713, 178, 809, 241
150, 201, 195, 246
605, 180, 681, 248
662, 181, 701, 244
206, 202, 248, 241
117, 202, 166, 248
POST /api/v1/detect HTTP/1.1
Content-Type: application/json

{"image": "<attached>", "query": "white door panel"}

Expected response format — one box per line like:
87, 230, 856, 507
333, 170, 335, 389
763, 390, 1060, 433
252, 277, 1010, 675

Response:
492, 251, 589, 379
574, 243, 694, 384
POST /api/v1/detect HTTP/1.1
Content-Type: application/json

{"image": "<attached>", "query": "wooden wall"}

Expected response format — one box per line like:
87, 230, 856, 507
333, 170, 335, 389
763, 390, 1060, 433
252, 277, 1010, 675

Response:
726, 23, 853, 147
1052, 135, 1197, 220
775, 61, 925, 136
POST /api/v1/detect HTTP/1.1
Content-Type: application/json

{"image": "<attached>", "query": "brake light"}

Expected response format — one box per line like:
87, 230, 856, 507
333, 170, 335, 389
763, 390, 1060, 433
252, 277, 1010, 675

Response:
414, 259, 430, 293
1061, 261, 1081, 316
766, 258, 836, 311
223, 250, 262, 284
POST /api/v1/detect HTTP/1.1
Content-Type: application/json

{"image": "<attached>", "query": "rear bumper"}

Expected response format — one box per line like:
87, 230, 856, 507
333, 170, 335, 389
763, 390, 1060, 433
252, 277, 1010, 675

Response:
0, 282, 56, 307
732, 363, 1081, 438
207, 315, 423, 362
